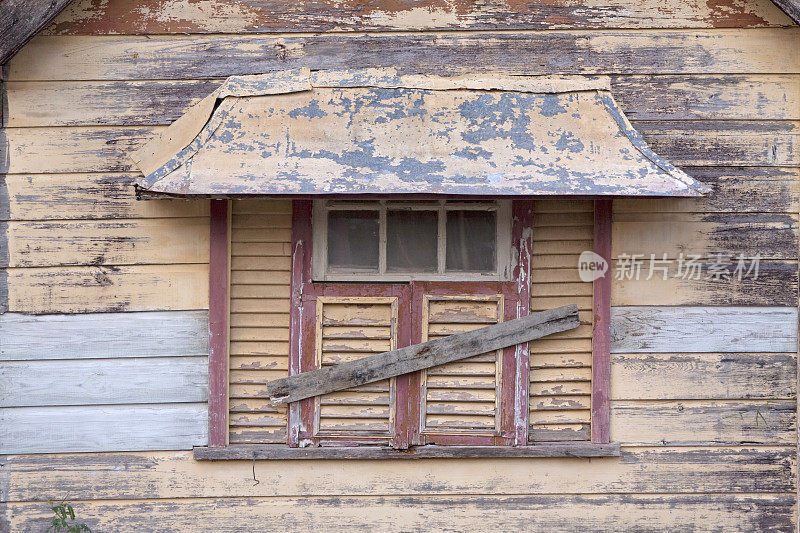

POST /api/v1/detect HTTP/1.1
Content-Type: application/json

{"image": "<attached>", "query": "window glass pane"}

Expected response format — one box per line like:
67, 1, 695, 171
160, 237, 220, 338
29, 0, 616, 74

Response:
446, 210, 496, 272
386, 210, 438, 272
327, 211, 379, 271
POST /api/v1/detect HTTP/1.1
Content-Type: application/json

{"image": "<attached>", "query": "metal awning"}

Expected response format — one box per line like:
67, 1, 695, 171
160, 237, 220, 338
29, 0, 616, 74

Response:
132, 68, 709, 198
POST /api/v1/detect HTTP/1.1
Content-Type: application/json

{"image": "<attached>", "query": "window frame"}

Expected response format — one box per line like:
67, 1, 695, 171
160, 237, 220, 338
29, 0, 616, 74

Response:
200, 197, 616, 458
311, 199, 513, 282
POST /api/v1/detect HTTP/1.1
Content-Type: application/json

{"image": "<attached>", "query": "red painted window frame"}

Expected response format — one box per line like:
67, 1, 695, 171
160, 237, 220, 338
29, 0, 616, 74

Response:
206, 197, 613, 448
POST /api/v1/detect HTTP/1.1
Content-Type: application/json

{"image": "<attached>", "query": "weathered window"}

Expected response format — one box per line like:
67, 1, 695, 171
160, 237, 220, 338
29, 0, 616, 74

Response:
312, 200, 511, 281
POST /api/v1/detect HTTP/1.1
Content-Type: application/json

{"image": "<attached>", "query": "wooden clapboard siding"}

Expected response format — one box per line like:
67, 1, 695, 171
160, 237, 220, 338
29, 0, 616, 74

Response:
0, 403, 208, 454
4, 493, 796, 532
1, 173, 209, 221
8, 29, 800, 81
41, 0, 794, 34
0, 310, 208, 360
6, 263, 209, 313
0, 357, 208, 407
530, 200, 593, 442
5, 75, 799, 127
611, 306, 798, 353
2, 122, 795, 174
228, 199, 291, 445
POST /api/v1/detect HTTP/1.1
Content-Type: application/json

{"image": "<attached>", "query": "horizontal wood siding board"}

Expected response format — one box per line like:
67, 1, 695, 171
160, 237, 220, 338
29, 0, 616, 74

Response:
41, 0, 794, 34
611, 353, 797, 400
8, 29, 800, 82
3, 447, 795, 500
0, 311, 208, 360
610, 307, 798, 353
0, 403, 208, 453
6, 494, 795, 532
2, 173, 209, 221
5, 75, 800, 127
6, 264, 209, 313
0, 356, 208, 407
3, 121, 796, 175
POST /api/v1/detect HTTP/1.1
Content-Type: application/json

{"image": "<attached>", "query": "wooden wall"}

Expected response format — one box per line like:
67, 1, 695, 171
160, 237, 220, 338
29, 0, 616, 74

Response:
1, 0, 799, 530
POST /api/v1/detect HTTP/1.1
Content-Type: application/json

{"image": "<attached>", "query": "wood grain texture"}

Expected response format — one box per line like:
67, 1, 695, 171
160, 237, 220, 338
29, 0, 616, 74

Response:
2, 217, 209, 267
610, 400, 796, 445
0, 356, 208, 407
5, 75, 799, 127
2, 173, 209, 221
4, 494, 796, 532
3, 446, 794, 500
208, 200, 228, 447
0, 0, 76, 64
0, 310, 208, 360
195, 443, 620, 460
610, 306, 798, 353
771, 0, 800, 23
6, 264, 209, 313
4, 121, 795, 175
0, 403, 207, 453
41, 0, 794, 34
8, 29, 800, 81
592, 199, 611, 443
611, 353, 797, 400
267, 305, 579, 406
611, 260, 798, 306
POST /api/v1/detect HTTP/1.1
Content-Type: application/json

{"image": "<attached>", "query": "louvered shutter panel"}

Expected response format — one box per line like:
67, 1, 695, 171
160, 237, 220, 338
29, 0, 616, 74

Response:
314, 297, 398, 437
529, 200, 594, 442
420, 295, 505, 436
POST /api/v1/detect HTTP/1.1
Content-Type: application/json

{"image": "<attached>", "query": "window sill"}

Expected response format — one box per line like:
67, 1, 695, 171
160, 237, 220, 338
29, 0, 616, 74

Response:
193, 442, 620, 461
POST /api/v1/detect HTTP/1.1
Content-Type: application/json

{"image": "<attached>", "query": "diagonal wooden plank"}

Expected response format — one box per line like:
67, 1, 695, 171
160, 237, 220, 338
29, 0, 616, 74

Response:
0, 0, 76, 64
265, 304, 579, 406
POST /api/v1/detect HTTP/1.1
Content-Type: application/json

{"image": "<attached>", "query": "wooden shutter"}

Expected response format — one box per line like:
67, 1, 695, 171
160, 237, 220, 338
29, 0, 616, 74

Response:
529, 200, 594, 442
314, 296, 398, 438
227, 199, 292, 445
419, 293, 507, 439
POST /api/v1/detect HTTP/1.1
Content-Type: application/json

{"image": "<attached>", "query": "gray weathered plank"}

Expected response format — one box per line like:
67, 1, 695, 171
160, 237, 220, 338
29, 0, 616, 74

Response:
610, 307, 798, 353
0, 403, 207, 453
771, 0, 800, 24
194, 443, 620, 460
0, 356, 208, 407
5, 494, 796, 533
0, 0, 76, 64
9, 29, 800, 82
267, 304, 579, 405
0, 311, 209, 360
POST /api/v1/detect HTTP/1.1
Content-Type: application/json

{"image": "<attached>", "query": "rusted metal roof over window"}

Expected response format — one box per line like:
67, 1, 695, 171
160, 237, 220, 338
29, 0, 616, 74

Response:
132, 68, 710, 198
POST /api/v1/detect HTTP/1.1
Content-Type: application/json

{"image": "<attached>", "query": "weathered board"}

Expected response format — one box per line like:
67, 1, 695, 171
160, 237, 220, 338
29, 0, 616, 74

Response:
4, 494, 795, 532
610, 306, 798, 353
0, 356, 208, 407
0, 0, 76, 64
2, 446, 793, 500
611, 353, 797, 400
9, 29, 800, 81
0, 403, 208, 453
266, 305, 579, 406
5, 75, 798, 127
42, 0, 794, 34
0, 310, 208, 359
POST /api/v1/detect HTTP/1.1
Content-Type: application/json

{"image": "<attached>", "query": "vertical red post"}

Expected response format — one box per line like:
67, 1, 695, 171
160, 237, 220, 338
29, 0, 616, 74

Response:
592, 199, 612, 443
512, 200, 533, 446
208, 199, 229, 447
289, 200, 314, 446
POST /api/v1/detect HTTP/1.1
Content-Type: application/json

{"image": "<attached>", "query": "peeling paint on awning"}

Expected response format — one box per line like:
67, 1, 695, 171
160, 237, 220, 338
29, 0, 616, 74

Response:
132, 68, 710, 198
